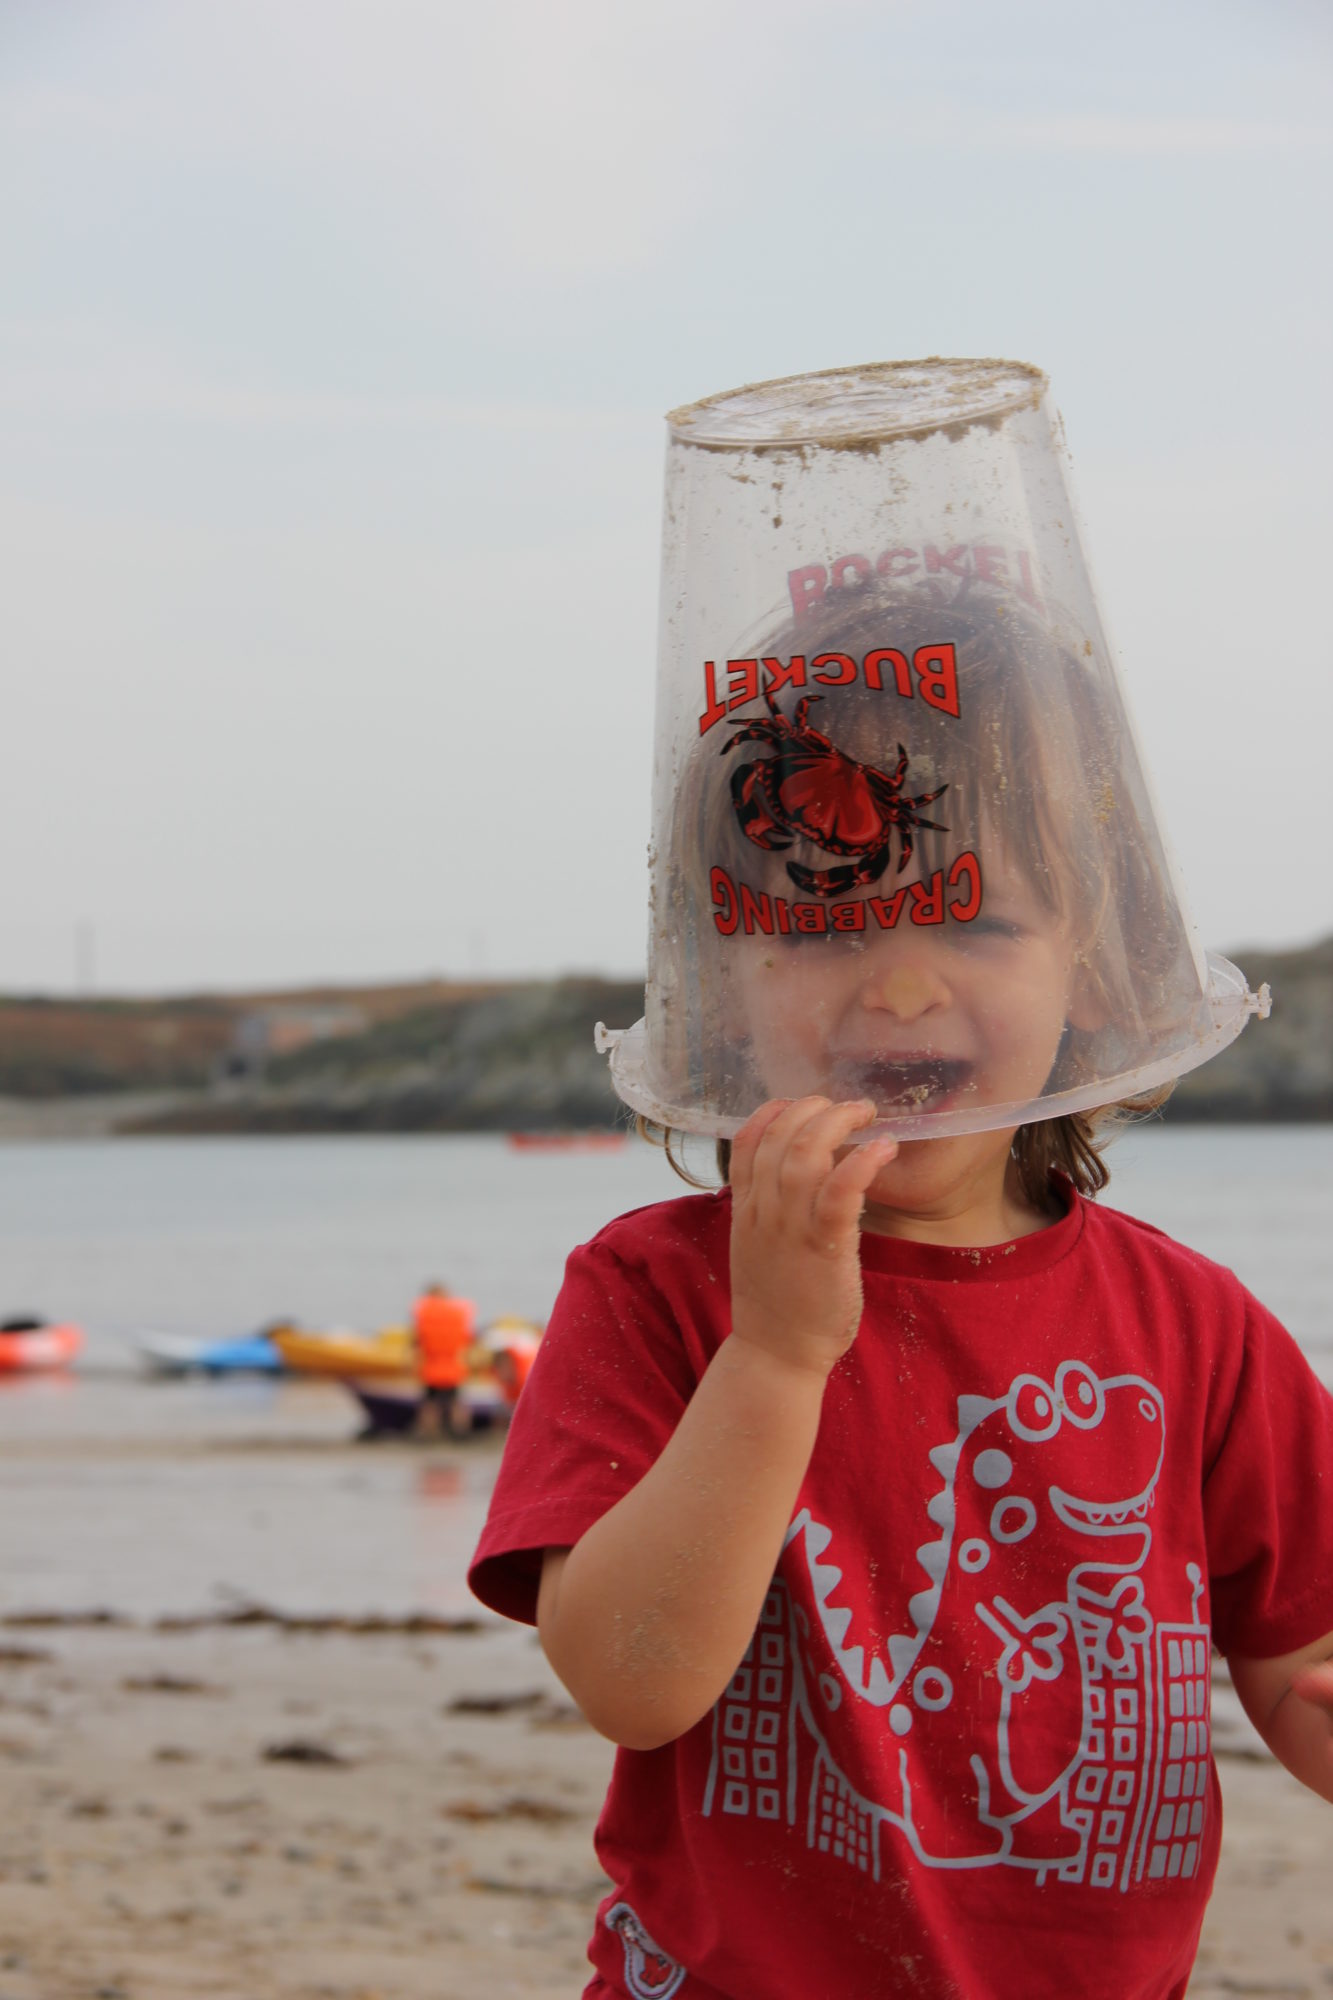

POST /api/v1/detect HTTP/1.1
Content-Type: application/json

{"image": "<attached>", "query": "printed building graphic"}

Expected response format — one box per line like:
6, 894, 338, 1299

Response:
1060, 1567, 1210, 1891
703, 1587, 791, 1825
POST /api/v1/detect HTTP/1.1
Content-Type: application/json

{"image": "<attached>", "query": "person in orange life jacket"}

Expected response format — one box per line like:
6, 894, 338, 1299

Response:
411, 1282, 475, 1439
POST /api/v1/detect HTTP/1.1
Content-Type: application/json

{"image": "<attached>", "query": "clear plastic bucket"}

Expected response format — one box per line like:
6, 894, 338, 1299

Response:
601, 361, 1268, 1140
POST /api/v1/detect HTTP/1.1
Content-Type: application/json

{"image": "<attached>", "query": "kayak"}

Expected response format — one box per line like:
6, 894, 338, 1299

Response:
479, 1314, 544, 1348
347, 1376, 508, 1437
271, 1325, 415, 1379
137, 1331, 286, 1377
347, 1382, 423, 1435
507, 1132, 626, 1152
0, 1319, 83, 1373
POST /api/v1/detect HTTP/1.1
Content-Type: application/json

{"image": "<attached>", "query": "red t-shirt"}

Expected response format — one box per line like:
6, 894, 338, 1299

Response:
469, 1187, 1333, 2000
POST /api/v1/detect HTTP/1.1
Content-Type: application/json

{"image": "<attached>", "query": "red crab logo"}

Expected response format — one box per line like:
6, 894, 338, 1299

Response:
723, 688, 949, 896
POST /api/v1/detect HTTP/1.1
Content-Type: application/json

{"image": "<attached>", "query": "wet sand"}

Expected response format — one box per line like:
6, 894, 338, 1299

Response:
0, 1603, 1328, 1999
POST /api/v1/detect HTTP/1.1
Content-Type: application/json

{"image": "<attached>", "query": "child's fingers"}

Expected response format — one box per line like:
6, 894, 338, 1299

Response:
772, 1100, 881, 1218
750, 1096, 832, 1177
813, 1135, 899, 1235
773, 1098, 874, 1187
736, 1096, 886, 1236
739, 1097, 839, 1232
834, 1130, 900, 1194
741, 1098, 831, 1227
1291, 1660, 1333, 1714
729, 1099, 792, 1198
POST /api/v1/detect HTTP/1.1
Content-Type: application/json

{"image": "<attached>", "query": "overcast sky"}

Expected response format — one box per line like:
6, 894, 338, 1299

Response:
2, 0, 1330, 994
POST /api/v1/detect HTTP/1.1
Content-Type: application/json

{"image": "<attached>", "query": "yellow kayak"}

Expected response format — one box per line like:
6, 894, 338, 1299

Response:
271, 1325, 415, 1379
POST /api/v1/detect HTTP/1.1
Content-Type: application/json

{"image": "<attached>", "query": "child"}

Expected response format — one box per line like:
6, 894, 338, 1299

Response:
469, 384, 1333, 1996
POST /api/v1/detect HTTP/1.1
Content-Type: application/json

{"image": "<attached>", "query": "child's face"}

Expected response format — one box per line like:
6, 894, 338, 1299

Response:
733, 843, 1081, 1130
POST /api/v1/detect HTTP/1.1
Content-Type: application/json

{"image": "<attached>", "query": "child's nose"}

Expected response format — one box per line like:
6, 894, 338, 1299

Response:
860, 958, 951, 1023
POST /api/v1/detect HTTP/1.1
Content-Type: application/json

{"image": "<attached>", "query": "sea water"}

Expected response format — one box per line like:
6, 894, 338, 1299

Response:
0, 1128, 1328, 1618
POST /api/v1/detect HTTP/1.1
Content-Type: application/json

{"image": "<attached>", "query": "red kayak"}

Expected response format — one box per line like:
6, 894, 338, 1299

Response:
0, 1319, 83, 1373
507, 1132, 626, 1152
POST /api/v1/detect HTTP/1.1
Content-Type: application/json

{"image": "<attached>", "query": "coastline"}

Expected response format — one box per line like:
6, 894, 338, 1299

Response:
0, 1093, 187, 1141
0, 936, 1328, 1136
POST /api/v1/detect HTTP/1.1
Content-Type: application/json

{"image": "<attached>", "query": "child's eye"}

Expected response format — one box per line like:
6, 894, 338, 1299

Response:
775, 924, 841, 951
953, 915, 1024, 946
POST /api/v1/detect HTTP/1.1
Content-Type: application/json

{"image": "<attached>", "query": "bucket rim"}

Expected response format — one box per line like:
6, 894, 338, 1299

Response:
666, 358, 1049, 453
596, 954, 1269, 1143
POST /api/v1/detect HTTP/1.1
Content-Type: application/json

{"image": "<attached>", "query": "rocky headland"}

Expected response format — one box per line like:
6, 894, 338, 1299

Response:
0, 938, 1328, 1137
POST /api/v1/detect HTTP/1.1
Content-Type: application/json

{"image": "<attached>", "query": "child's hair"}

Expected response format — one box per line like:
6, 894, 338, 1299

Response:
645, 573, 1198, 1126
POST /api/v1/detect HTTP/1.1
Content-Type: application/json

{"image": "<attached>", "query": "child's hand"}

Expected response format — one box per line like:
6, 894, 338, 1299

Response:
1291, 1659, 1333, 1716
728, 1096, 897, 1383
1230, 1641, 1333, 1804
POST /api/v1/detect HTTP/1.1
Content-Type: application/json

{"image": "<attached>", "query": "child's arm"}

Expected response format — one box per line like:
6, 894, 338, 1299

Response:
536, 1095, 896, 1753
1227, 1630, 1333, 1804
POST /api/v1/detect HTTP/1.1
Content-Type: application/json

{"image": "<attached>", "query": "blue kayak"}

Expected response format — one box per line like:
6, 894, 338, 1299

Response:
199, 1334, 283, 1374
138, 1331, 285, 1376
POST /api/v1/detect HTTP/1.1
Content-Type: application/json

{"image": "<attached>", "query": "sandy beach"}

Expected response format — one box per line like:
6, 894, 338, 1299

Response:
0, 1607, 611, 2000
0, 1441, 1329, 1999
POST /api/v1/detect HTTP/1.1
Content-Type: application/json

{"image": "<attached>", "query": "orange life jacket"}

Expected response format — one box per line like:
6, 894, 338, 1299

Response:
497, 1335, 539, 1405
412, 1293, 474, 1388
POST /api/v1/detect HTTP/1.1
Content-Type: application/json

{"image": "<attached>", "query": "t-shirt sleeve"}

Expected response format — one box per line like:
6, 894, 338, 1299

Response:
1204, 1291, 1333, 1659
468, 1234, 701, 1625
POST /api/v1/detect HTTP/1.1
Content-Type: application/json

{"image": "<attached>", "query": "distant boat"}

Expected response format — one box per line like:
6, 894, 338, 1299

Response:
345, 1375, 508, 1438
507, 1131, 627, 1152
137, 1329, 287, 1377
346, 1380, 422, 1435
271, 1324, 415, 1379
0, 1318, 83, 1374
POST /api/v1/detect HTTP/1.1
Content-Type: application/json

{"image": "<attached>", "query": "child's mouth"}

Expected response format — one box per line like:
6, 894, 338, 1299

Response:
832, 1055, 974, 1111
